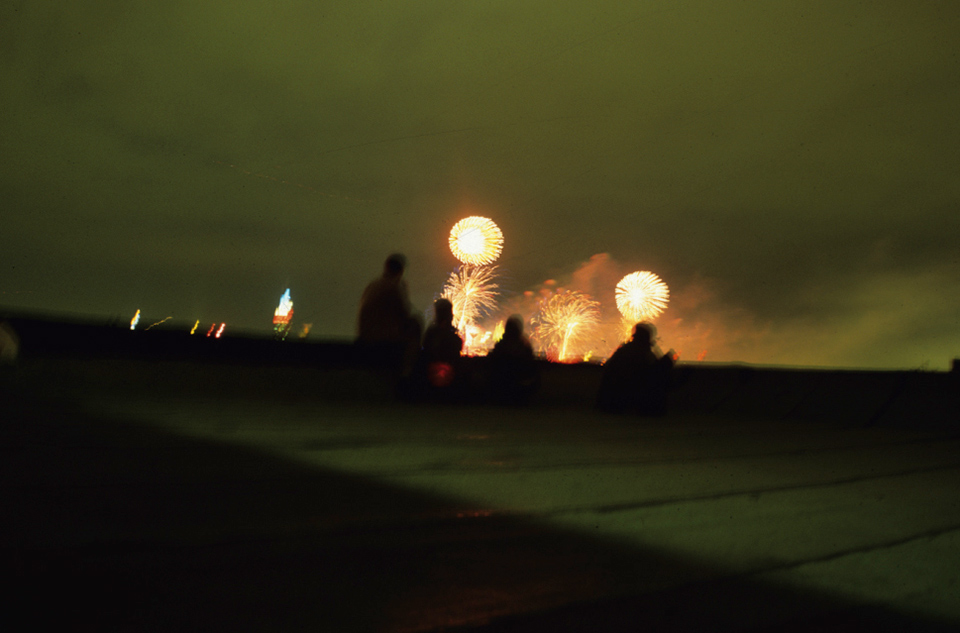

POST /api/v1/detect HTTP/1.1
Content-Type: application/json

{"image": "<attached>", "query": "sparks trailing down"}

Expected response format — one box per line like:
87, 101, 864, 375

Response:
532, 290, 601, 363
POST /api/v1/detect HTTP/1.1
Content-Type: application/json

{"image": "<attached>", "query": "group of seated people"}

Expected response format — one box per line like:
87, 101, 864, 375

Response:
405, 301, 674, 412
356, 254, 673, 411
407, 299, 539, 404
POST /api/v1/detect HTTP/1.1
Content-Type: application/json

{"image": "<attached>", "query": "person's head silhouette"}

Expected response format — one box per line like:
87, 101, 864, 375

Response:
503, 315, 524, 340
433, 298, 454, 327
632, 323, 655, 347
384, 253, 406, 278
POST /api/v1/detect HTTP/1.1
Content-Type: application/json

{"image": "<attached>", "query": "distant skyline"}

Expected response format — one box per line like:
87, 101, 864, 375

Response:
3, 2, 959, 368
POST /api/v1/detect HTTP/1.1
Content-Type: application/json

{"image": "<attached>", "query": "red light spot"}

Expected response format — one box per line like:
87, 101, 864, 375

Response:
428, 362, 455, 387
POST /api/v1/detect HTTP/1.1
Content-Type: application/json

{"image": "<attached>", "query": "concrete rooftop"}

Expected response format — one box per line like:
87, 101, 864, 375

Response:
3, 348, 959, 631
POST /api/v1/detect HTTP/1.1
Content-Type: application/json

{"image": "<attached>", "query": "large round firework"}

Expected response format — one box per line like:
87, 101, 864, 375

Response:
449, 216, 504, 265
615, 271, 669, 322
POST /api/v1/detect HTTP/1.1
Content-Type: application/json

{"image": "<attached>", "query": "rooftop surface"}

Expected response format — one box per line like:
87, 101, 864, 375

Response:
3, 336, 959, 631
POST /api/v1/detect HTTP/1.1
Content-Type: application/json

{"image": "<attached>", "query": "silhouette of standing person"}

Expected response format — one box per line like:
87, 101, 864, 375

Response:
486, 315, 539, 404
598, 322, 675, 415
356, 253, 421, 372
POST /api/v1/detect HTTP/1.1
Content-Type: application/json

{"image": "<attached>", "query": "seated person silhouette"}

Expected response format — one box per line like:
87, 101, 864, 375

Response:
408, 298, 464, 400
486, 315, 539, 404
597, 322, 675, 415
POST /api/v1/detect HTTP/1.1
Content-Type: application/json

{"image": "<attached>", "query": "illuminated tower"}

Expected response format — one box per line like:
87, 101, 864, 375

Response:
273, 289, 294, 340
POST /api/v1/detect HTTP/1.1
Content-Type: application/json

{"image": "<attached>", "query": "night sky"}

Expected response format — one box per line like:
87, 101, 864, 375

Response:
3, 2, 958, 368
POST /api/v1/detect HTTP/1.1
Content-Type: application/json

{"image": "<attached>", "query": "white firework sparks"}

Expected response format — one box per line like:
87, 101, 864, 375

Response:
440, 264, 500, 339
533, 290, 601, 362
449, 216, 504, 265
615, 271, 669, 323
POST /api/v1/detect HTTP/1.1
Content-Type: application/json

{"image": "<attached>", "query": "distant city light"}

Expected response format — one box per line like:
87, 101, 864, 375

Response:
190, 320, 199, 335
273, 288, 294, 340
275, 288, 293, 319
130, 309, 141, 330
145, 316, 171, 330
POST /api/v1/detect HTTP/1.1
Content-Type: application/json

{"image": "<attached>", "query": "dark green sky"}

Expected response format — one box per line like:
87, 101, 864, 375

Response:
2, 1, 958, 368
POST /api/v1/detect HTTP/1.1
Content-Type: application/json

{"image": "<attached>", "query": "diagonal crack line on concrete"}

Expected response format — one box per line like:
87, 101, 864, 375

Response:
572, 523, 960, 623
389, 435, 960, 476
744, 522, 960, 577
587, 461, 960, 515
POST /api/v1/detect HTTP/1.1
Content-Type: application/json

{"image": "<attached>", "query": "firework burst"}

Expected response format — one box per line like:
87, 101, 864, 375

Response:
449, 216, 504, 265
533, 290, 601, 362
441, 265, 500, 343
615, 271, 669, 323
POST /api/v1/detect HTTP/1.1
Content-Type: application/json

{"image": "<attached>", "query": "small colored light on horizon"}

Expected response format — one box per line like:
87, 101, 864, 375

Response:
145, 316, 171, 330
273, 288, 294, 340
274, 288, 293, 320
